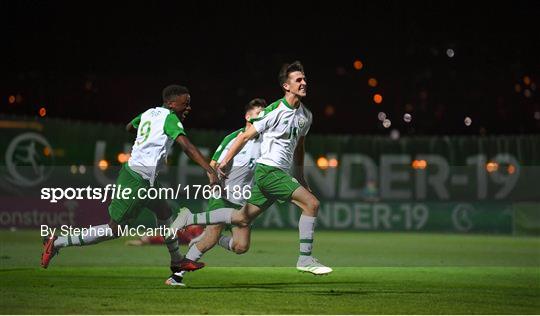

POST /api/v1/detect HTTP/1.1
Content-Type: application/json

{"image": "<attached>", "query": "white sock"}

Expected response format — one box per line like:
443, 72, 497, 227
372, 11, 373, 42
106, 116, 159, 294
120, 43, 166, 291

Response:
157, 216, 183, 264
185, 244, 203, 261
298, 214, 316, 258
53, 224, 116, 248
187, 208, 233, 225
218, 235, 233, 251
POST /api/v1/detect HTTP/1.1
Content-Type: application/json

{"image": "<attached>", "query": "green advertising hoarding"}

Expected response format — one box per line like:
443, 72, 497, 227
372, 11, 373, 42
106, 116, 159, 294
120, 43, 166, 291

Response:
1, 116, 539, 234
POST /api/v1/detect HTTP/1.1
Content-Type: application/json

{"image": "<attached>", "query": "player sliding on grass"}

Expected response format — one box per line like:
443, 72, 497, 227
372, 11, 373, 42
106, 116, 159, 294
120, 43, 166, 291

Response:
41, 85, 219, 275
173, 61, 332, 275
166, 98, 266, 286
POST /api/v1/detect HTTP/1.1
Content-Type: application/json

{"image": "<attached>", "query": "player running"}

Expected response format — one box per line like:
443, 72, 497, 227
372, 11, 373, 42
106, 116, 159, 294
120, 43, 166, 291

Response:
41, 85, 219, 276
173, 61, 332, 275
166, 98, 266, 286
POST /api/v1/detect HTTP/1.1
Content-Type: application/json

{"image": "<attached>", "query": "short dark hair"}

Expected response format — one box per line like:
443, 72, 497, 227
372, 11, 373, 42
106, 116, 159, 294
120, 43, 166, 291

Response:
245, 98, 267, 112
278, 61, 304, 87
162, 85, 189, 103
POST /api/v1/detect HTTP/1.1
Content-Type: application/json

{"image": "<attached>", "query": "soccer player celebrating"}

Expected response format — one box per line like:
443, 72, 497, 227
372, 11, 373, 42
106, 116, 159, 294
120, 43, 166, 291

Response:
41, 85, 219, 276
174, 62, 332, 275
166, 98, 266, 286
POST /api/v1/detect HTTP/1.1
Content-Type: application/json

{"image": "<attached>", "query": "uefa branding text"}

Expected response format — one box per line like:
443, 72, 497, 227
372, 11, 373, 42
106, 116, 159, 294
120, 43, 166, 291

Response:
40, 184, 251, 203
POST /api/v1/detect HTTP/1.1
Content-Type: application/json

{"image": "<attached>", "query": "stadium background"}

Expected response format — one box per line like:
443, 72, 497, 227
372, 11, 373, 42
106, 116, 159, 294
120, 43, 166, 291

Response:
1, 1, 539, 314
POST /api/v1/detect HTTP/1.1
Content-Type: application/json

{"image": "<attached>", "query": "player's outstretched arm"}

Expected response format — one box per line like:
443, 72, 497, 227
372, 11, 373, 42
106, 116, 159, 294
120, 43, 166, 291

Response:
217, 125, 258, 178
293, 136, 310, 190
126, 114, 141, 133
176, 135, 219, 185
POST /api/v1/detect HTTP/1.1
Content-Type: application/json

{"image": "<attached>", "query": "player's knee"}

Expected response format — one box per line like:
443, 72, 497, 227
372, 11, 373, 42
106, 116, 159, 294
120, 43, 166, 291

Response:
306, 198, 320, 216
232, 211, 250, 227
233, 242, 250, 254
312, 198, 320, 210
237, 214, 251, 227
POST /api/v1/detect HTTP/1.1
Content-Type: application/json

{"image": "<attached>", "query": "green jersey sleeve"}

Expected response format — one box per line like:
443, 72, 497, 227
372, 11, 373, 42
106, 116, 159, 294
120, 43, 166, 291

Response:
164, 113, 187, 140
249, 99, 280, 123
211, 128, 243, 162
251, 99, 282, 134
130, 114, 142, 129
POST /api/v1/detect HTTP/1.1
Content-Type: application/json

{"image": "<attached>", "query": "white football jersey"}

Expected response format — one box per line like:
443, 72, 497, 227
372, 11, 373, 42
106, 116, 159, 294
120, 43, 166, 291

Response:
212, 128, 261, 205
252, 98, 312, 172
128, 107, 185, 185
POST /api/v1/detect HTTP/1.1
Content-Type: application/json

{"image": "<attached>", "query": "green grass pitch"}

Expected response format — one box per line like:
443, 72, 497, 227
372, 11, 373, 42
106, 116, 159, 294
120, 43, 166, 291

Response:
1, 230, 539, 314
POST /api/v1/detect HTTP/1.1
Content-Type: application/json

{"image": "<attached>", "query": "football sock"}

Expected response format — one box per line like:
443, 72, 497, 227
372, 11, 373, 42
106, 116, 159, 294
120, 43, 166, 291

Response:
298, 214, 316, 258
218, 235, 234, 251
53, 224, 116, 248
187, 208, 233, 225
157, 216, 183, 264
185, 244, 203, 261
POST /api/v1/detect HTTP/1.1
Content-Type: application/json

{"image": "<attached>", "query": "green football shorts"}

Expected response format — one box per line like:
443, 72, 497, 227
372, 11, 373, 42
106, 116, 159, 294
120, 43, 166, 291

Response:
207, 197, 242, 212
247, 163, 301, 211
108, 164, 159, 224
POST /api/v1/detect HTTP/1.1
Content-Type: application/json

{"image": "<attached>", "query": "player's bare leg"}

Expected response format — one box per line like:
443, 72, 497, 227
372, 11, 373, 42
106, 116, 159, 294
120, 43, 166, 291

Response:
223, 225, 252, 254
186, 224, 224, 260
182, 203, 260, 259
291, 186, 332, 275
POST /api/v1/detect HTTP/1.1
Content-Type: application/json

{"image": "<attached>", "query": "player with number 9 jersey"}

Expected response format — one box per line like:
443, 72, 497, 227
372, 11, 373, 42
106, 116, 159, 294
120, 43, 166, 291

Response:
41, 85, 219, 283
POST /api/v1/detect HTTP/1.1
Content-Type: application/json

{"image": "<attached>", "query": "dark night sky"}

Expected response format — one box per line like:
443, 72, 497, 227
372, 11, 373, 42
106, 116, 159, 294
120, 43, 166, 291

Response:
3, 1, 540, 135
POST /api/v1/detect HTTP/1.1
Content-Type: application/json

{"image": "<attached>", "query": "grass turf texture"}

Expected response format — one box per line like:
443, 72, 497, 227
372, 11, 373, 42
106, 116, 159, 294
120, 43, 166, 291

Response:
1, 230, 539, 314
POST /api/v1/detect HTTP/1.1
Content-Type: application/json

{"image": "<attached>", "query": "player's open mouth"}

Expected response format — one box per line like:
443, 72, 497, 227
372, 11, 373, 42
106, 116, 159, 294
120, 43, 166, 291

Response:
182, 111, 189, 119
